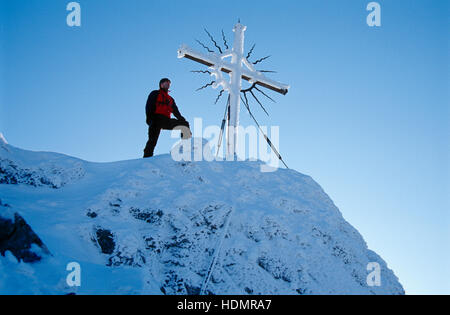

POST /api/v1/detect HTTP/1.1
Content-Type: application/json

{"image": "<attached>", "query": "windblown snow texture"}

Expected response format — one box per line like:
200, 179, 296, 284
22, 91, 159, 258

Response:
0, 140, 404, 295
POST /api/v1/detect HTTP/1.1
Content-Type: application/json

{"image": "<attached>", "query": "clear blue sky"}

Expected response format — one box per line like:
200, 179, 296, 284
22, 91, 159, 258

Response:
1, 0, 448, 294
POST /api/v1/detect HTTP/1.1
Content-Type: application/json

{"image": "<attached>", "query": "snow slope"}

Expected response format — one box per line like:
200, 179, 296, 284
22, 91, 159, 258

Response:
0, 139, 404, 295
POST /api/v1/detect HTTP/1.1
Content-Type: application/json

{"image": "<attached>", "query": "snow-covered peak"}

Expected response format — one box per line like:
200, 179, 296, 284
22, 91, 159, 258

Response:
0, 144, 404, 295
0, 143, 86, 188
0, 133, 7, 145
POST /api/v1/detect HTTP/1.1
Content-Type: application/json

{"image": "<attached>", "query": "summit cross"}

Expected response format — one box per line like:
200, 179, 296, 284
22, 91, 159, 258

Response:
178, 22, 290, 157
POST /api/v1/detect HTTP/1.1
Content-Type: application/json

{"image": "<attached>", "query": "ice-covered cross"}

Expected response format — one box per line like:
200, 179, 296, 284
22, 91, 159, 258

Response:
178, 22, 290, 158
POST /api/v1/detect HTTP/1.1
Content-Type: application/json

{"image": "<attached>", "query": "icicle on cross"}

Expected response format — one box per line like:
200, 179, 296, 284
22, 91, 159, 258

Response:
178, 22, 290, 158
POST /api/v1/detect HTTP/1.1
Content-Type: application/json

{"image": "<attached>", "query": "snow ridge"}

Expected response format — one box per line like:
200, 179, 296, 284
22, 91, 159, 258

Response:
0, 142, 404, 295
0, 143, 86, 188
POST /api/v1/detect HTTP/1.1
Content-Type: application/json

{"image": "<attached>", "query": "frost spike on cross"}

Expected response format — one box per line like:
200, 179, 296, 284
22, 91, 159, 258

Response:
178, 22, 290, 158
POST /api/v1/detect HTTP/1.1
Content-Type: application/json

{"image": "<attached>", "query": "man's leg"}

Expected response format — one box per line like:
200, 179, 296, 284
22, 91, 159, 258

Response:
143, 120, 161, 158
162, 118, 191, 139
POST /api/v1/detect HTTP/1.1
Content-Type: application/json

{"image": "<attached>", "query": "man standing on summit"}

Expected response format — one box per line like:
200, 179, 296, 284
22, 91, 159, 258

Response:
143, 78, 191, 158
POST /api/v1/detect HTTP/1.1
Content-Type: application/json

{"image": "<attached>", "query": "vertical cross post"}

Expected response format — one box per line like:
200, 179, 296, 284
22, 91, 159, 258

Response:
227, 23, 246, 158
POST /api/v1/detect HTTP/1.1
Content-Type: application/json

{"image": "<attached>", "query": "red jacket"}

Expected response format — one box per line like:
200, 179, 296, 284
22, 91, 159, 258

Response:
145, 89, 185, 124
154, 89, 174, 118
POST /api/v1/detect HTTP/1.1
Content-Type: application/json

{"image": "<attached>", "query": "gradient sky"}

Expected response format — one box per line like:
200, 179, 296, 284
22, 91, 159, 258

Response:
1, 0, 449, 294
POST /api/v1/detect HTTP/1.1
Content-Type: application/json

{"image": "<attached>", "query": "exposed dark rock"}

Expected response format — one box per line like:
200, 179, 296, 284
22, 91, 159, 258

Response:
95, 228, 115, 255
163, 272, 187, 295
109, 199, 122, 215
0, 213, 50, 263
0, 199, 10, 208
0, 158, 58, 188
296, 288, 307, 295
185, 283, 201, 295
86, 209, 98, 218
0, 158, 84, 189
107, 249, 146, 267
257, 256, 292, 283
244, 287, 253, 294
129, 207, 163, 224
333, 245, 351, 265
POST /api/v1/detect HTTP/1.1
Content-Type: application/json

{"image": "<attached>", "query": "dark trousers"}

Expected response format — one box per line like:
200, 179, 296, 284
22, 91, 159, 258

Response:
143, 114, 191, 158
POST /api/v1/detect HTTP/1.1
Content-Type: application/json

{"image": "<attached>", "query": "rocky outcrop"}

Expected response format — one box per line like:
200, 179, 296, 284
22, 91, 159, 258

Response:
0, 200, 50, 263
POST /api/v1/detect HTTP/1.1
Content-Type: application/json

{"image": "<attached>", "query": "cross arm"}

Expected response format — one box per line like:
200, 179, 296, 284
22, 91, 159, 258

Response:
178, 44, 290, 95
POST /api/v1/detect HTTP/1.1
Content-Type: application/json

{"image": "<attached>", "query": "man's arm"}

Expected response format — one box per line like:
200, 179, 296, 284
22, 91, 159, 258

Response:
172, 100, 186, 121
146, 91, 158, 123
